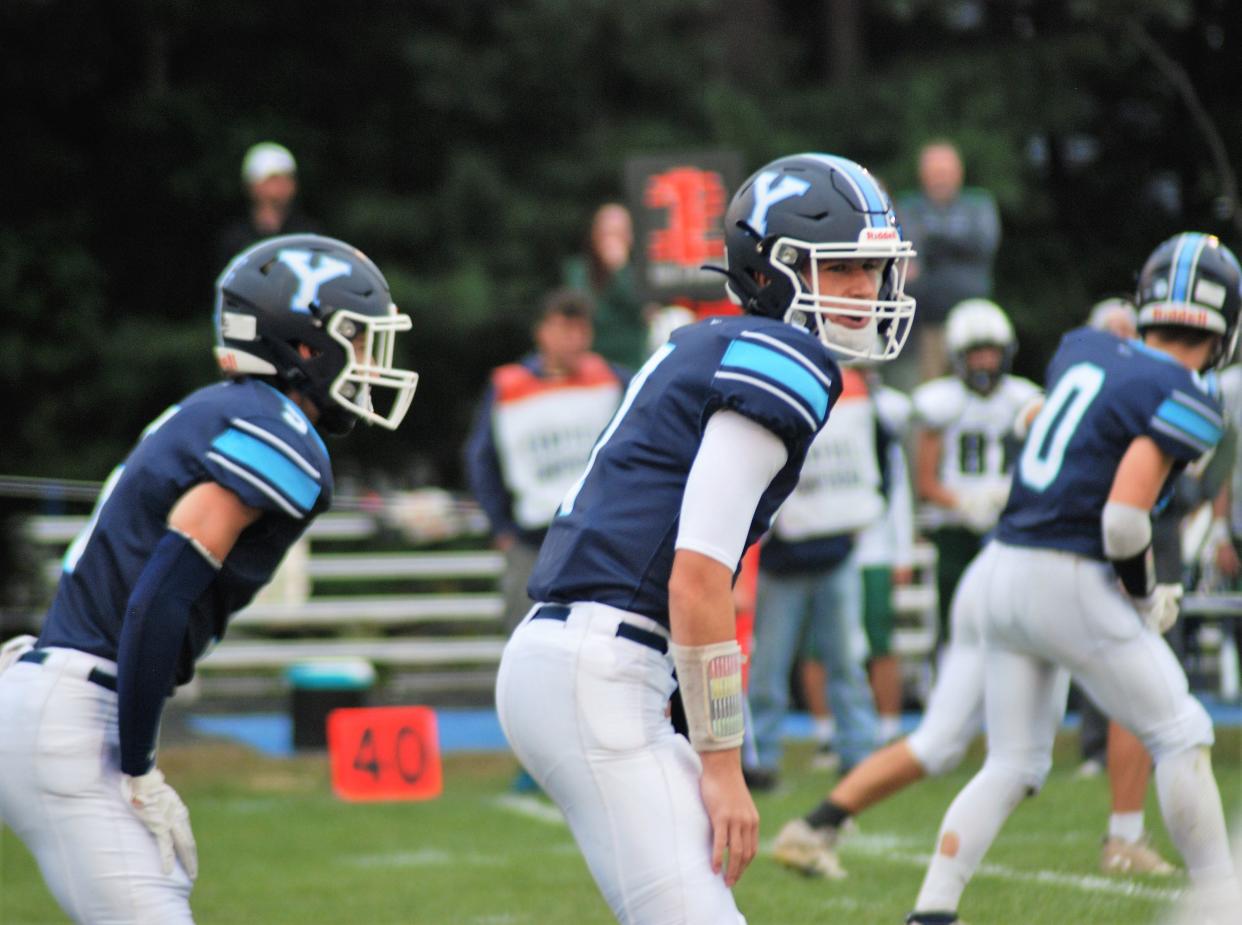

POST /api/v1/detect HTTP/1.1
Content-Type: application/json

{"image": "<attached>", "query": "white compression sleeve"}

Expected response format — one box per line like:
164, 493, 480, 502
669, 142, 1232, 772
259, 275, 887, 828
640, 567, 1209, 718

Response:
675, 410, 789, 568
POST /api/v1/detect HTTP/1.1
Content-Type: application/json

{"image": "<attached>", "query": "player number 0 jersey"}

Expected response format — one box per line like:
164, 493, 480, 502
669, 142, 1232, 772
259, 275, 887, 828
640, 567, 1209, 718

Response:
998, 327, 1223, 560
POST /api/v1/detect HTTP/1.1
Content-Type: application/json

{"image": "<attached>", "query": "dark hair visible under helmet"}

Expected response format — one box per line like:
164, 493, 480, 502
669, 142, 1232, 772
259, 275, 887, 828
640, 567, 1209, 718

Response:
1136, 232, 1242, 370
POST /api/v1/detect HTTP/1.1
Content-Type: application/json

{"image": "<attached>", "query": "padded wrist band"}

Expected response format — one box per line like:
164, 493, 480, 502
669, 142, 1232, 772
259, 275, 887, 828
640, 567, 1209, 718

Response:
1102, 501, 1155, 598
1111, 547, 1156, 598
671, 640, 745, 751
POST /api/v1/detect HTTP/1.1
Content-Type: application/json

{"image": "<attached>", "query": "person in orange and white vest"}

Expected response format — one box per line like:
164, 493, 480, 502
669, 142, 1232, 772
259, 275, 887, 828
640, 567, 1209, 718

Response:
465, 288, 629, 634
745, 362, 903, 789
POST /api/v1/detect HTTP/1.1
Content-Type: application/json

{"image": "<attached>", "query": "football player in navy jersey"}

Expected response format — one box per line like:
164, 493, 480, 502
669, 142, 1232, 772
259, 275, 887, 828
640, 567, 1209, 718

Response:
0, 234, 418, 924
495, 153, 915, 924
908, 233, 1242, 925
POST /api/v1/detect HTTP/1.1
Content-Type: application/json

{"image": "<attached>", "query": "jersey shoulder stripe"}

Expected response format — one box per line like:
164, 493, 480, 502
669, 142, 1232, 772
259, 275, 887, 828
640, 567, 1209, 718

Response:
715, 370, 817, 429
209, 426, 323, 513
205, 452, 304, 519
717, 337, 830, 422
1152, 389, 1224, 452
228, 417, 323, 479
738, 330, 834, 388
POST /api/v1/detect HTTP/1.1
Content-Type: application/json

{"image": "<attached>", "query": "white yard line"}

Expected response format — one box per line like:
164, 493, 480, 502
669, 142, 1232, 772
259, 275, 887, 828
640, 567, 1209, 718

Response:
493, 793, 569, 825
491, 798, 1183, 902
842, 832, 1183, 903
341, 848, 506, 868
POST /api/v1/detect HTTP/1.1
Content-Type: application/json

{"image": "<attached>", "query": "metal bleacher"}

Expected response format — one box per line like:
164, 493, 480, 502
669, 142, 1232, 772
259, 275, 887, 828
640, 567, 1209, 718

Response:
24, 505, 945, 701
25, 505, 1237, 701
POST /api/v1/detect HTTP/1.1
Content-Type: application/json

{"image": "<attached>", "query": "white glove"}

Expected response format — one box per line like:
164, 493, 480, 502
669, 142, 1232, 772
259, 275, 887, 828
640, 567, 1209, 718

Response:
121, 768, 198, 880
0, 635, 37, 675
956, 487, 1009, 533
1133, 583, 1183, 635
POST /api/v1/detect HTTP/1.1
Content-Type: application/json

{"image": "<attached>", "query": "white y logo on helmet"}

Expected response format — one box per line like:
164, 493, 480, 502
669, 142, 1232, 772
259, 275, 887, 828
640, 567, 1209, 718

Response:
277, 249, 352, 314
746, 172, 811, 236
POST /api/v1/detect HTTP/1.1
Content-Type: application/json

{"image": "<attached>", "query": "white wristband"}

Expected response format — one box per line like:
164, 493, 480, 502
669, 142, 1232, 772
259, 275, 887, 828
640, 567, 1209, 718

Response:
671, 640, 745, 752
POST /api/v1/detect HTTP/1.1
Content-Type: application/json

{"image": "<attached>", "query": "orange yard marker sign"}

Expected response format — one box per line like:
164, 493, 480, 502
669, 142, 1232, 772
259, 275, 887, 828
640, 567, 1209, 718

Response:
327, 706, 443, 802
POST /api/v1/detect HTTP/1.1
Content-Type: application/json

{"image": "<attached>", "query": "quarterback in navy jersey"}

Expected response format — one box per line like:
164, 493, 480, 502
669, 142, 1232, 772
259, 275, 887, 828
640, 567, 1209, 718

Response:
529, 312, 844, 625
0, 234, 418, 924
909, 233, 1242, 925
499, 152, 915, 924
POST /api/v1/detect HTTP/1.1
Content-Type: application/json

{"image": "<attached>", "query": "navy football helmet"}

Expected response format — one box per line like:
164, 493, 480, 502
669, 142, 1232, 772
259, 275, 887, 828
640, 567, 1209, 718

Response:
715, 153, 915, 361
214, 234, 419, 435
1136, 232, 1242, 369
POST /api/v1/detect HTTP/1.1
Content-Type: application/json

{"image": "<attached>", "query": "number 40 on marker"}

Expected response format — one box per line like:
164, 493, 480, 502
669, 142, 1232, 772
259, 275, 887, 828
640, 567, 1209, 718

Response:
327, 706, 443, 802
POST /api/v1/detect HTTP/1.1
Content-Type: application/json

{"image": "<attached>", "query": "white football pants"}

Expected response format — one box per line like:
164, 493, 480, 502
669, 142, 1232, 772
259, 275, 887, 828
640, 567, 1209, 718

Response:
906, 551, 988, 777
915, 542, 1234, 914
0, 648, 194, 924
495, 602, 746, 925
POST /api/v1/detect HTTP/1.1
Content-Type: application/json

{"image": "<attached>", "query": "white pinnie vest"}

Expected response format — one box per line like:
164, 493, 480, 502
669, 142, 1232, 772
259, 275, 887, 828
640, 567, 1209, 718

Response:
491, 354, 623, 530
772, 367, 886, 541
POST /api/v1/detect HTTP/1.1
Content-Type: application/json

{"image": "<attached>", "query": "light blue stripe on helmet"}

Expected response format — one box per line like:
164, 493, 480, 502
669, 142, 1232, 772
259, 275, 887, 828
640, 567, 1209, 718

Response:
804, 153, 888, 228
1154, 395, 1222, 447
211, 427, 322, 510
720, 340, 829, 420
1171, 232, 1206, 302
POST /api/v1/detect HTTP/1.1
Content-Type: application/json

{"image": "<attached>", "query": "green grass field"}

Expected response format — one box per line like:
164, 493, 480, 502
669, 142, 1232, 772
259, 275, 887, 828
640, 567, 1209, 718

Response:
2, 730, 1239, 924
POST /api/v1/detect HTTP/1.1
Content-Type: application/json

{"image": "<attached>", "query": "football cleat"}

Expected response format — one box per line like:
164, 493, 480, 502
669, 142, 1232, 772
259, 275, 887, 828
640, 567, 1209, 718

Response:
1100, 833, 1177, 876
772, 817, 846, 879
810, 742, 842, 772
1074, 757, 1104, 779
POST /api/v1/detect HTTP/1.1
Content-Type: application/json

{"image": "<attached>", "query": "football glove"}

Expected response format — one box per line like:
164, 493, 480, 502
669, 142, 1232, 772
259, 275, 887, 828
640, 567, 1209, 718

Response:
1133, 583, 1183, 635
121, 768, 198, 879
955, 487, 1009, 534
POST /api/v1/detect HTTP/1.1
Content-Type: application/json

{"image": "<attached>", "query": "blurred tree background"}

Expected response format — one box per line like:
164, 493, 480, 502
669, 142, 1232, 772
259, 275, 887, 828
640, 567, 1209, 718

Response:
3, 0, 1239, 493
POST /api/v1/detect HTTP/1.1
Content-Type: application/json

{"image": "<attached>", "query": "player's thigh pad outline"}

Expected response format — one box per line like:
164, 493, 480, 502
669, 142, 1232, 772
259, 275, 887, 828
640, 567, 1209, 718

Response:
980, 646, 1070, 792
496, 603, 744, 925
0, 654, 194, 925
984, 543, 1213, 765
1068, 570, 1213, 761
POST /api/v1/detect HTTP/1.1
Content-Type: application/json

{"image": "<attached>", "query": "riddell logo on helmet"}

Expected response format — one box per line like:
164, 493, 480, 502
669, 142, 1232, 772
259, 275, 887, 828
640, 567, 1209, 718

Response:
217, 352, 238, 371
860, 228, 899, 242
1148, 304, 1210, 327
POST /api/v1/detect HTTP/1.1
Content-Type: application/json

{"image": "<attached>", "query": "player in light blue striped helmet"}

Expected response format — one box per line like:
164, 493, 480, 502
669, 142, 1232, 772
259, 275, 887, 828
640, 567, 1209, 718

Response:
1136, 232, 1241, 370
716, 153, 916, 362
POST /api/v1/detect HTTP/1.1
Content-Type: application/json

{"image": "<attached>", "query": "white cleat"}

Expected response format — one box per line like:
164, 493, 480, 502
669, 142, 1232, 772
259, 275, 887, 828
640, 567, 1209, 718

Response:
1100, 834, 1177, 876
772, 817, 847, 879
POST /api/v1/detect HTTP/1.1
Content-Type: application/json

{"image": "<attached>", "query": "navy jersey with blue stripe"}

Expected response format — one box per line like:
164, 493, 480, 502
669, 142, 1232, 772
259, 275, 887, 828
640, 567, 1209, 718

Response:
528, 315, 842, 626
39, 379, 333, 681
998, 327, 1223, 559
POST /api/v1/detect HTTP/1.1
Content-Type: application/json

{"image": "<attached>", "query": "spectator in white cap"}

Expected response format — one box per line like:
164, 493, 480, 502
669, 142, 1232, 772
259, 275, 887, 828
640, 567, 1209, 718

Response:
216, 142, 322, 267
